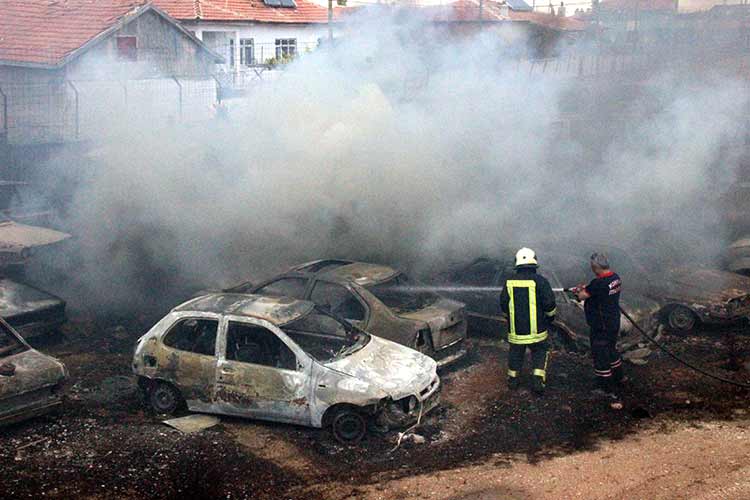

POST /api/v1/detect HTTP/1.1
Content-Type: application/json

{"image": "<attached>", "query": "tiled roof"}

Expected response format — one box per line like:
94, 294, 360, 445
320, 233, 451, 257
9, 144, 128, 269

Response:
153, 0, 331, 23
599, 0, 676, 11
418, 0, 585, 30
0, 0, 149, 66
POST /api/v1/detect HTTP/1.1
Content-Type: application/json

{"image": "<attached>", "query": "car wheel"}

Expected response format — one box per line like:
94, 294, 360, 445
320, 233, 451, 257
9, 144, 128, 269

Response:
149, 382, 183, 415
331, 410, 366, 444
667, 306, 697, 332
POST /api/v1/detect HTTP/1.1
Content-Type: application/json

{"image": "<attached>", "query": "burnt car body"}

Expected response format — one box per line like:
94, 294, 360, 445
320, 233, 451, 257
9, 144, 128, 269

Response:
650, 267, 750, 331
0, 317, 67, 426
428, 253, 660, 346
133, 294, 440, 442
225, 260, 467, 367
0, 278, 67, 338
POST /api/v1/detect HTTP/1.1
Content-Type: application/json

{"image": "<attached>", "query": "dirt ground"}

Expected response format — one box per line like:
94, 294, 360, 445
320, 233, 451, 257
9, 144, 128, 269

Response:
1, 314, 750, 500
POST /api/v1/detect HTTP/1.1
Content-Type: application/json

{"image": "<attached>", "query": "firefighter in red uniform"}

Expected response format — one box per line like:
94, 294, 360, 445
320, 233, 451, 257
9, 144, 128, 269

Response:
575, 252, 624, 394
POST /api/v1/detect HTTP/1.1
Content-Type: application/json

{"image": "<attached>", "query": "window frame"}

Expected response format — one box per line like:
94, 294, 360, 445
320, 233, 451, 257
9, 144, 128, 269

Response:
116, 36, 137, 62
221, 316, 304, 372
240, 38, 255, 66
308, 279, 369, 325
161, 316, 220, 357
274, 38, 297, 59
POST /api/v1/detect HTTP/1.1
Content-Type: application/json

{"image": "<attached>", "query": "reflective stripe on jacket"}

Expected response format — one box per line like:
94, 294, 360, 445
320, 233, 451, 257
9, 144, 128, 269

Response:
500, 266, 557, 344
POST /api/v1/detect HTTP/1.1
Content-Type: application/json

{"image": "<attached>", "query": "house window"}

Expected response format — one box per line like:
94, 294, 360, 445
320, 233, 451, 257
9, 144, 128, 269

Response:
240, 38, 255, 66
116, 36, 137, 61
275, 38, 297, 59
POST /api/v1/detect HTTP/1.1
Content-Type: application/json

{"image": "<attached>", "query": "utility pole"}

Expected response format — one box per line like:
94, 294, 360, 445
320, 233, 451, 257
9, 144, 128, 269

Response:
328, 0, 333, 42
479, 0, 484, 22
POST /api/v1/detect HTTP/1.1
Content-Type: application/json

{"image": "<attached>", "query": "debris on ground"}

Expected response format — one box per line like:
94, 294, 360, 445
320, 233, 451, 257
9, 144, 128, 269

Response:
164, 415, 221, 434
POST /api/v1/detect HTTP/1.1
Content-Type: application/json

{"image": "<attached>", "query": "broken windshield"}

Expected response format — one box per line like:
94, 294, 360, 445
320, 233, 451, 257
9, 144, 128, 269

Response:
0, 321, 28, 358
282, 308, 369, 363
366, 274, 439, 313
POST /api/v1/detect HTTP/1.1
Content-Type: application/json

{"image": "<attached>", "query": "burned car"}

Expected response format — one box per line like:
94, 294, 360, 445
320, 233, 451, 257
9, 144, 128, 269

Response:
133, 293, 440, 442
0, 278, 67, 339
0, 317, 67, 426
226, 260, 467, 367
428, 252, 660, 348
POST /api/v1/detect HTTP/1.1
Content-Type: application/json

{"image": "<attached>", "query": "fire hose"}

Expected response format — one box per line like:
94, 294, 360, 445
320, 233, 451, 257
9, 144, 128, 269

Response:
617, 304, 750, 389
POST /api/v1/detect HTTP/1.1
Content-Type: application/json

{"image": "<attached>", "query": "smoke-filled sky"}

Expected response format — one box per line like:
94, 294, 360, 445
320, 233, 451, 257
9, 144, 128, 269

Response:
29, 10, 749, 313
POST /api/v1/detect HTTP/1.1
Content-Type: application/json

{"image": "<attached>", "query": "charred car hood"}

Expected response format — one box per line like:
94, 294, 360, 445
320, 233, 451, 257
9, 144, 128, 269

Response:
0, 348, 66, 399
657, 268, 750, 303
396, 298, 464, 330
325, 336, 436, 400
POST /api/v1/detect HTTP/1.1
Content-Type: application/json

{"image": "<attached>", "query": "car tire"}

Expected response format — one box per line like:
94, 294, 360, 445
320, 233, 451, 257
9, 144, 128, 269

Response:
667, 306, 697, 332
331, 409, 366, 444
149, 382, 183, 415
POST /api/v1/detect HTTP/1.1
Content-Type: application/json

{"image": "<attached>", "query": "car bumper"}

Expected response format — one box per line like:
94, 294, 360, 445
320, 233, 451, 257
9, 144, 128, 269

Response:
434, 338, 467, 368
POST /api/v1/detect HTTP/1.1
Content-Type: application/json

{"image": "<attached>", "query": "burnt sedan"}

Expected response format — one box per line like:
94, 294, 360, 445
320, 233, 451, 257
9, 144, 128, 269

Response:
133, 294, 440, 442
0, 278, 67, 339
0, 317, 67, 426
226, 260, 468, 367
428, 253, 660, 346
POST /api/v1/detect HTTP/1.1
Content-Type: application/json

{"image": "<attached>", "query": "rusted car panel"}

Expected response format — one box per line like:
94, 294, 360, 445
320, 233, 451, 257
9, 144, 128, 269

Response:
653, 267, 750, 323
0, 278, 67, 338
226, 260, 468, 367
726, 237, 750, 275
0, 318, 67, 426
133, 294, 440, 435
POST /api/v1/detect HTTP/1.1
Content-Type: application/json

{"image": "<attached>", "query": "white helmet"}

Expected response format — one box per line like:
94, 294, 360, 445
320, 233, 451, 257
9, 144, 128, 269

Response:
515, 247, 538, 267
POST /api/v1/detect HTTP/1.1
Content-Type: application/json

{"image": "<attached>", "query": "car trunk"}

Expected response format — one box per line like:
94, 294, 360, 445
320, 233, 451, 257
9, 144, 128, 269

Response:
397, 298, 467, 350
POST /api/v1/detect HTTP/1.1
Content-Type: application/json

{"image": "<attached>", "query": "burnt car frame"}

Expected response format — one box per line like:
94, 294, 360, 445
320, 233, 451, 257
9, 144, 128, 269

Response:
225, 260, 467, 367
0, 317, 67, 425
0, 278, 67, 339
133, 294, 440, 442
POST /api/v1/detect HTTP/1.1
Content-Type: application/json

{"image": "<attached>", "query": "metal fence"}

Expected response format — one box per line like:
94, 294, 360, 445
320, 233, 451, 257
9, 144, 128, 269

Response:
0, 77, 218, 145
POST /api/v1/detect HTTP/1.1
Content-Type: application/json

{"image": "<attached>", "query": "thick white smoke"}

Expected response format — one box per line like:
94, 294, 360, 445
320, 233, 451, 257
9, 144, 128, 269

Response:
32, 9, 750, 312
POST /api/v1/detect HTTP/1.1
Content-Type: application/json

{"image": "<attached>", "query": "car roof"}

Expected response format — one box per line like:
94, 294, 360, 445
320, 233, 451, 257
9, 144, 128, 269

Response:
316, 262, 400, 286
174, 293, 314, 325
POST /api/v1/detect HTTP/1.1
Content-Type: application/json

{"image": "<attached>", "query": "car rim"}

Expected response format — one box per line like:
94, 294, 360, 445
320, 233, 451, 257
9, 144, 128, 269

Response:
670, 308, 694, 330
333, 413, 365, 443
154, 386, 175, 412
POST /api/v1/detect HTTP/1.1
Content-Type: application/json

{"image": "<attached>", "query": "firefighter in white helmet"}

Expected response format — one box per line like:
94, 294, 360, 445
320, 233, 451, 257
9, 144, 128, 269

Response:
499, 247, 558, 395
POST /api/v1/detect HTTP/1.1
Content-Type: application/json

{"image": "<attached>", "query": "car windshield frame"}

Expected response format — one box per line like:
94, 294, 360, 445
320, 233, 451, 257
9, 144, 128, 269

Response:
0, 320, 29, 358
365, 273, 440, 313
281, 306, 370, 363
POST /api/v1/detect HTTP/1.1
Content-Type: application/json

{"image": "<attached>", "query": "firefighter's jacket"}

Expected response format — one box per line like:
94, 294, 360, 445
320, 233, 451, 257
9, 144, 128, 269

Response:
500, 265, 557, 344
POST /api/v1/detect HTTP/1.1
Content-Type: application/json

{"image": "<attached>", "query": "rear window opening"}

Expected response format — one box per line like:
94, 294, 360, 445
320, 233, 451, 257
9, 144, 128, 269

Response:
366, 274, 439, 313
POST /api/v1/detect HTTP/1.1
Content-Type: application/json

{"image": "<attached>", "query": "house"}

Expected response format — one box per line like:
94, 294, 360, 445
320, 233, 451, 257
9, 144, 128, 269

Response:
0, 0, 223, 145
153, 0, 334, 76
414, 0, 585, 57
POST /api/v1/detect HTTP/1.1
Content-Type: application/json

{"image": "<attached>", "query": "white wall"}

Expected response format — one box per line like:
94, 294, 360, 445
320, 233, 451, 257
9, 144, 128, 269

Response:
184, 21, 331, 69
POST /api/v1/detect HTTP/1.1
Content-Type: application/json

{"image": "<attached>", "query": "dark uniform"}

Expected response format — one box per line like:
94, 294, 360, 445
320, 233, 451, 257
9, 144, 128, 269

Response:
584, 270, 623, 389
500, 265, 557, 392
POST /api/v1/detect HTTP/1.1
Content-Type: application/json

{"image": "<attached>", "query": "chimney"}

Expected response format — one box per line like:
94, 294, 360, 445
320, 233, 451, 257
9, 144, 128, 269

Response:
500, 0, 509, 16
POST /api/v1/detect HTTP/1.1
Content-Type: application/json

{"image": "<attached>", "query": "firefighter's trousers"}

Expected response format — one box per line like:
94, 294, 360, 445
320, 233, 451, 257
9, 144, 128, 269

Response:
507, 340, 550, 385
590, 328, 623, 390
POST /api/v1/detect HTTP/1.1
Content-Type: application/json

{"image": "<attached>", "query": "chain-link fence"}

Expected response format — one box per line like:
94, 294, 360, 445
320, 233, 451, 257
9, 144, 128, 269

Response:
0, 77, 218, 145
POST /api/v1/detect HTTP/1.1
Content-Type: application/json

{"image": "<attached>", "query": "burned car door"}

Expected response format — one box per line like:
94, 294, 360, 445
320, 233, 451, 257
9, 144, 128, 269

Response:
160, 317, 219, 408
214, 318, 311, 425
308, 281, 368, 329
